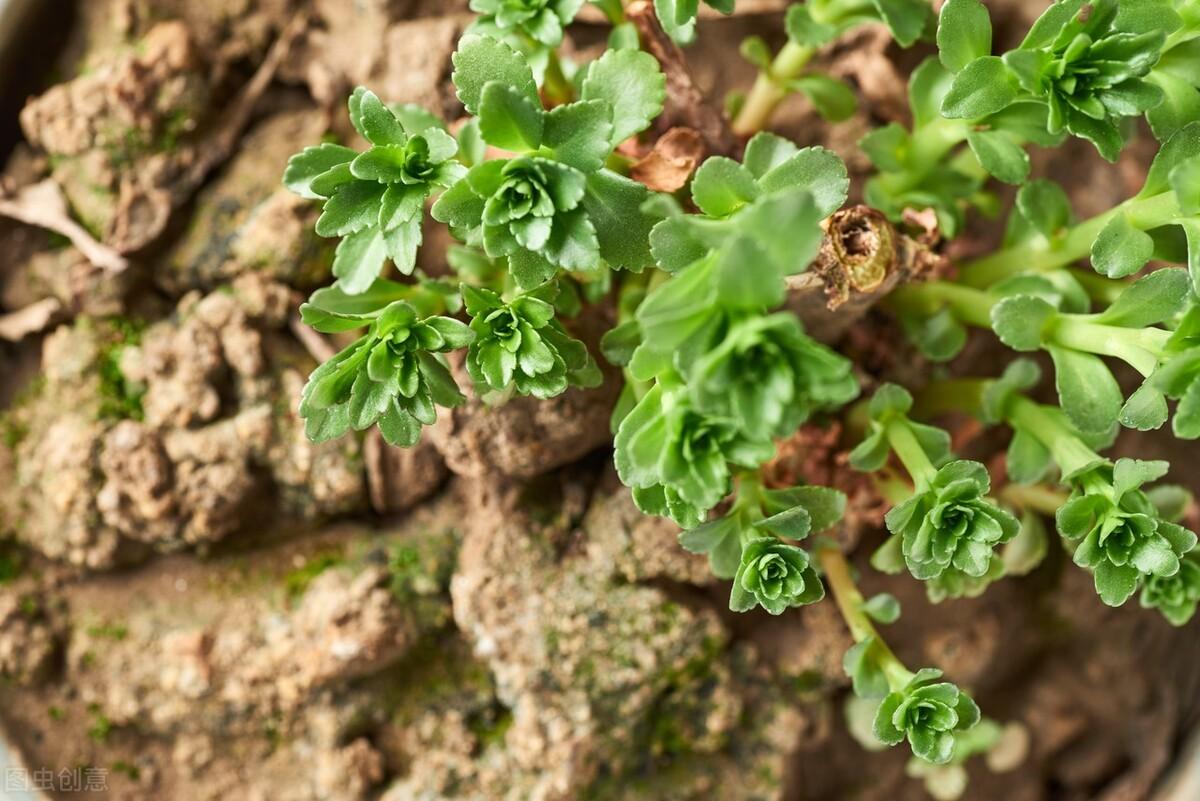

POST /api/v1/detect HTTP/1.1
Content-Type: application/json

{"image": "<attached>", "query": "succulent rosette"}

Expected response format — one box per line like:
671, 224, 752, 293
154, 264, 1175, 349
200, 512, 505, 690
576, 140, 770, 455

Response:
1059, 459, 1198, 606
463, 283, 598, 399
284, 87, 465, 292
615, 384, 775, 525
730, 536, 824, 614
435, 156, 600, 289
688, 313, 858, 440
1140, 554, 1200, 625
873, 669, 981, 764
298, 301, 474, 447
468, 0, 586, 48
884, 461, 1020, 581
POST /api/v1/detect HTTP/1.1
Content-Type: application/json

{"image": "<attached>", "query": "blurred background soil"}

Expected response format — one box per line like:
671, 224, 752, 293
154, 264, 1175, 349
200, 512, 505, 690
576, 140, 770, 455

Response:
0, 1, 1196, 800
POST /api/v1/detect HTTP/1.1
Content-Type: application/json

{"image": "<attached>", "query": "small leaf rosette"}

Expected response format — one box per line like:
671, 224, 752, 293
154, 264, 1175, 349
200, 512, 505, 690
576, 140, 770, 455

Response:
884, 461, 1020, 581
874, 669, 981, 765
298, 301, 473, 446
463, 283, 598, 399
615, 384, 775, 526
689, 313, 858, 441
730, 536, 825, 615
1059, 459, 1199, 606
1140, 554, 1200, 626
468, 0, 585, 48
284, 88, 465, 293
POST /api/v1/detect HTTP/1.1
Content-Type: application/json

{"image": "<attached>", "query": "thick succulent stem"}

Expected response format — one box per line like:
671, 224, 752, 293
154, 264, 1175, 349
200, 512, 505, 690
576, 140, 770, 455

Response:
1007, 396, 1105, 478
886, 419, 938, 489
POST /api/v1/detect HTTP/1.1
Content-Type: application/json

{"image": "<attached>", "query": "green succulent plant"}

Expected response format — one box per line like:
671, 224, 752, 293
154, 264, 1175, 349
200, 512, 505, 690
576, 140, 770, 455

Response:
276, 1, 1200, 789
463, 282, 599, 398
874, 669, 982, 765
1140, 553, 1200, 625
731, 536, 825, 614
298, 297, 473, 446
284, 88, 465, 293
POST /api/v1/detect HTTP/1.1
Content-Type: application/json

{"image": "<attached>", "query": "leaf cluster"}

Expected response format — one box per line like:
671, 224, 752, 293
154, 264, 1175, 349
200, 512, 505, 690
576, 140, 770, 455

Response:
874, 670, 981, 765
284, 88, 465, 294
432, 37, 666, 289
298, 293, 472, 446
612, 135, 856, 526
463, 282, 599, 398
982, 361, 1199, 610
938, 0, 1178, 161
853, 385, 1019, 601
680, 482, 845, 612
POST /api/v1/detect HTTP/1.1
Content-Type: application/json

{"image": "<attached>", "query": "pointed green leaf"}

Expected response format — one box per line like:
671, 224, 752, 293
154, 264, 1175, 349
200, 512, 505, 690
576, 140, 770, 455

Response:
941, 56, 1017, 119
332, 227, 389, 294
966, 129, 1029, 184
284, 144, 358, 200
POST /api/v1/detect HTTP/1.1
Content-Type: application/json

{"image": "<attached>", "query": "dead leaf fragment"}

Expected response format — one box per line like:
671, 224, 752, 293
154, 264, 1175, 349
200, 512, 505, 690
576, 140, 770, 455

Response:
630, 127, 704, 192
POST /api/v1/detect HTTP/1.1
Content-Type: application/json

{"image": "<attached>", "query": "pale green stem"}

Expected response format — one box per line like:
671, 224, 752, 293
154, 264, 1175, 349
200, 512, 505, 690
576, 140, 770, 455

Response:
868, 117, 975, 197
731, 42, 816, 136
817, 545, 915, 691
1049, 317, 1172, 377
1000, 483, 1068, 517
886, 419, 939, 489
961, 191, 1182, 288
1007, 396, 1105, 479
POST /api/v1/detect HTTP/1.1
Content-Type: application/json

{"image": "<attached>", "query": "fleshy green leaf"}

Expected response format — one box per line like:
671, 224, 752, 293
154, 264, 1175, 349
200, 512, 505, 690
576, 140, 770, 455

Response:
691, 157, 761, 217
284, 144, 358, 200
1094, 268, 1190, 327
580, 48, 666, 147
790, 74, 858, 122
349, 87, 407, 146
478, 82, 545, 151
990, 295, 1055, 351
786, 3, 837, 45
332, 227, 389, 294
452, 34, 539, 115
862, 593, 901, 624
582, 169, 658, 271
1091, 214, 1154, 278
1121, 383, 1169, 431
937, 0, 992, 74
941, 56, 1017, 119
872, 0, 933, 48
1171, 157, 1200, 215
966, 129, 1029, 184
757, 147, 850, 218
543, 100, 614, 172
1015, 179, 1072, 240
1049, 346, 1123, 433
1140, 122, 1200, 197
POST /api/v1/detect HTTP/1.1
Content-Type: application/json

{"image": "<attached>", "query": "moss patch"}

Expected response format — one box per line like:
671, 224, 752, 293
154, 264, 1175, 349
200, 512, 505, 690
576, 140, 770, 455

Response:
94, 317, 147, 422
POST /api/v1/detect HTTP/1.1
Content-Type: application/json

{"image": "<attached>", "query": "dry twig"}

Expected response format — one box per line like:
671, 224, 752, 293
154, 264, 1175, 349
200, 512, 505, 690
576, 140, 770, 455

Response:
626, 1, 737, 157
0, 181, 128, 273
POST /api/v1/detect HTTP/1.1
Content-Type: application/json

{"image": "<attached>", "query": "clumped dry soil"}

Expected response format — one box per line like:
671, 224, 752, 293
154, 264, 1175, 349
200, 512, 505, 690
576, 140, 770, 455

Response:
0, 1, 1197, 800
